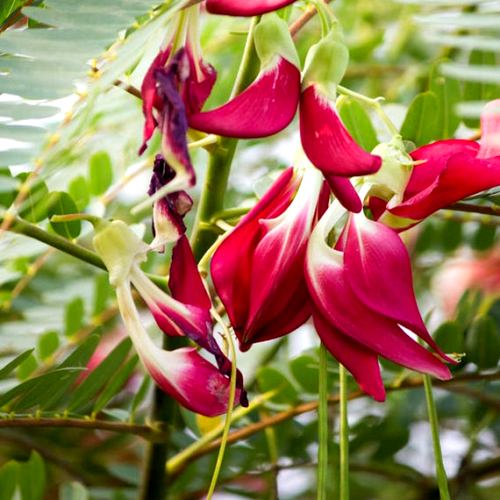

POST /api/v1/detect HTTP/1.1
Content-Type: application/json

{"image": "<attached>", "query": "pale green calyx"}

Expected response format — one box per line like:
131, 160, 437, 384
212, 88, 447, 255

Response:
302, 27, 349, 100
93, 220, 149, 288
254, 13, 300, 69
367, 136, 413, 202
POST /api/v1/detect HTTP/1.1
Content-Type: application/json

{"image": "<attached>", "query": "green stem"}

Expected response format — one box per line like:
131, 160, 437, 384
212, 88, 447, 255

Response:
206, 315, 237, 499
3, 216, 167, 288
339, 365, 349, 500
423, 375, 451, 500
190, 16, 260, 261
317, 344, 329, 500
337, 85, 400, 137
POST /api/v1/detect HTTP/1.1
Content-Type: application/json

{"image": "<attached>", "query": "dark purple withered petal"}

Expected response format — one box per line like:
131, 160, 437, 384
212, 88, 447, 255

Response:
153, 50, 196, 185
148, 155, 193, 248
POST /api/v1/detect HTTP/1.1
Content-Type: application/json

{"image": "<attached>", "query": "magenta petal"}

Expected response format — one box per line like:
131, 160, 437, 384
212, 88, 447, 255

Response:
242, 207, 313, 346
344, 213, 454, 362
206, 0, 297, 16
188, 57, 300, 138
300, 85, 382, 177
146, 346, 240, 417
170, 235, 211, 310
404, 140, 480, 201
183, 46, 217, 116
305, 255, 451, 379
211, 168, 300, 337
140, 47, 171, 153
324, 174, 362, 213
391, 151, 500, 220
313, 309, 385, 402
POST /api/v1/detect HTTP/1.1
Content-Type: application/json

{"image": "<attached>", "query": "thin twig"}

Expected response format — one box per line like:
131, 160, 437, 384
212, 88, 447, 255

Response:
446, 202, 500, 217
174, 371, 500, 474
290, 0, 333, 37
0, 417, 163, 441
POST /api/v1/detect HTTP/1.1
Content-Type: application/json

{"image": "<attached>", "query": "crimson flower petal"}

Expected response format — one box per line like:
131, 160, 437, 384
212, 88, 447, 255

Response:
140, 47, 171, 153
323, 174, 362, 213
211, 168, 300, 337
206, 0, 297, 16
305, 241, 451, 379
241, 169, 323, 346
189, 57, 300, 138
390, 151, 500, 220
313, 309, 386, 402
116, 283, 242, 416
169, 235, 211, 310
183, 45, 217, 115
404, 140, 479, 201
344, 213, 455, 362
145, 346, 241, 417
300, 85, 382, 178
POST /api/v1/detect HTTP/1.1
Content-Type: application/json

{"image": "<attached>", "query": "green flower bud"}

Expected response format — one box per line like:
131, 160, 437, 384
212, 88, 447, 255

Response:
254, 13, 300, 69
368, 136, 413, 201
93, 220, 148, 287
302, 27, 349, 99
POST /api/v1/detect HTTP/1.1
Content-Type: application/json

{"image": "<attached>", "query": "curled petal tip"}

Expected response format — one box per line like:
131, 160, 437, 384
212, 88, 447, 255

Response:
314, 311, 386, 402
206, 0, 297, 16
146, 346, 241, 417
189, 57, 300, 138
324, 175, 362, 213
300, 85, 382, 178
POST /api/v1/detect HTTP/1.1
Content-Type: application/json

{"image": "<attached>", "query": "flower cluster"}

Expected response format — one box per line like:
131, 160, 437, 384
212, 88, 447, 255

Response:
94, 3, 500, 414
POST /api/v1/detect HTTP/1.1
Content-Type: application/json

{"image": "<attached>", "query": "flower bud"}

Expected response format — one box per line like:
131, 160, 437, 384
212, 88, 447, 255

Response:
302, 27, 349, 100
254, 13, 300, 68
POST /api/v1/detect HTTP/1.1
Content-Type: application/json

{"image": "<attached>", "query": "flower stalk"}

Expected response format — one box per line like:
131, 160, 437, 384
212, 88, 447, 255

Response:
339, 364, 350, 500
317, 343, 329, 500
424, 375, 451, 500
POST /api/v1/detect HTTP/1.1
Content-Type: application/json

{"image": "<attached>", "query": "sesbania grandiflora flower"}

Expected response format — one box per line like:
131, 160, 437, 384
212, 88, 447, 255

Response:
304, 202, 455, 401
93, 219, 247, 416
211, 162, 328, 351
189, 14, 301, 139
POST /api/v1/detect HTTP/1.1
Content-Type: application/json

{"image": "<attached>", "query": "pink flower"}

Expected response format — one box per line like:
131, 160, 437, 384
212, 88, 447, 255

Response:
433, 249, 500, 317
93, 220, 247, 416
299, 30, 382, 212
383, 99, 500, 225
189, 14, 301, 139
211, 165, 327, 351
206, 0, 297, 17
305, 205, 455, 401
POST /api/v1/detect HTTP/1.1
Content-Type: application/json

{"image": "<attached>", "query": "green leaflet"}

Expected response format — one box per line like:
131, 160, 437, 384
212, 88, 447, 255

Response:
400, 91, 440, 146
0, 349, 34, 380
337, 96, 378, 152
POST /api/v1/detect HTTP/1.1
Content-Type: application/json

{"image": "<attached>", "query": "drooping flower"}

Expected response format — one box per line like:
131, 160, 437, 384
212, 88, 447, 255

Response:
139, 6, 217, 191
206, 0, 297, 16
93, 219, 247, 416
188, 14, 301, 139
211, 163, 327, 351
148, 155, 193, 250
305, 203, 455, 401
299, 28, 382, 212
379, 99, 500, 227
